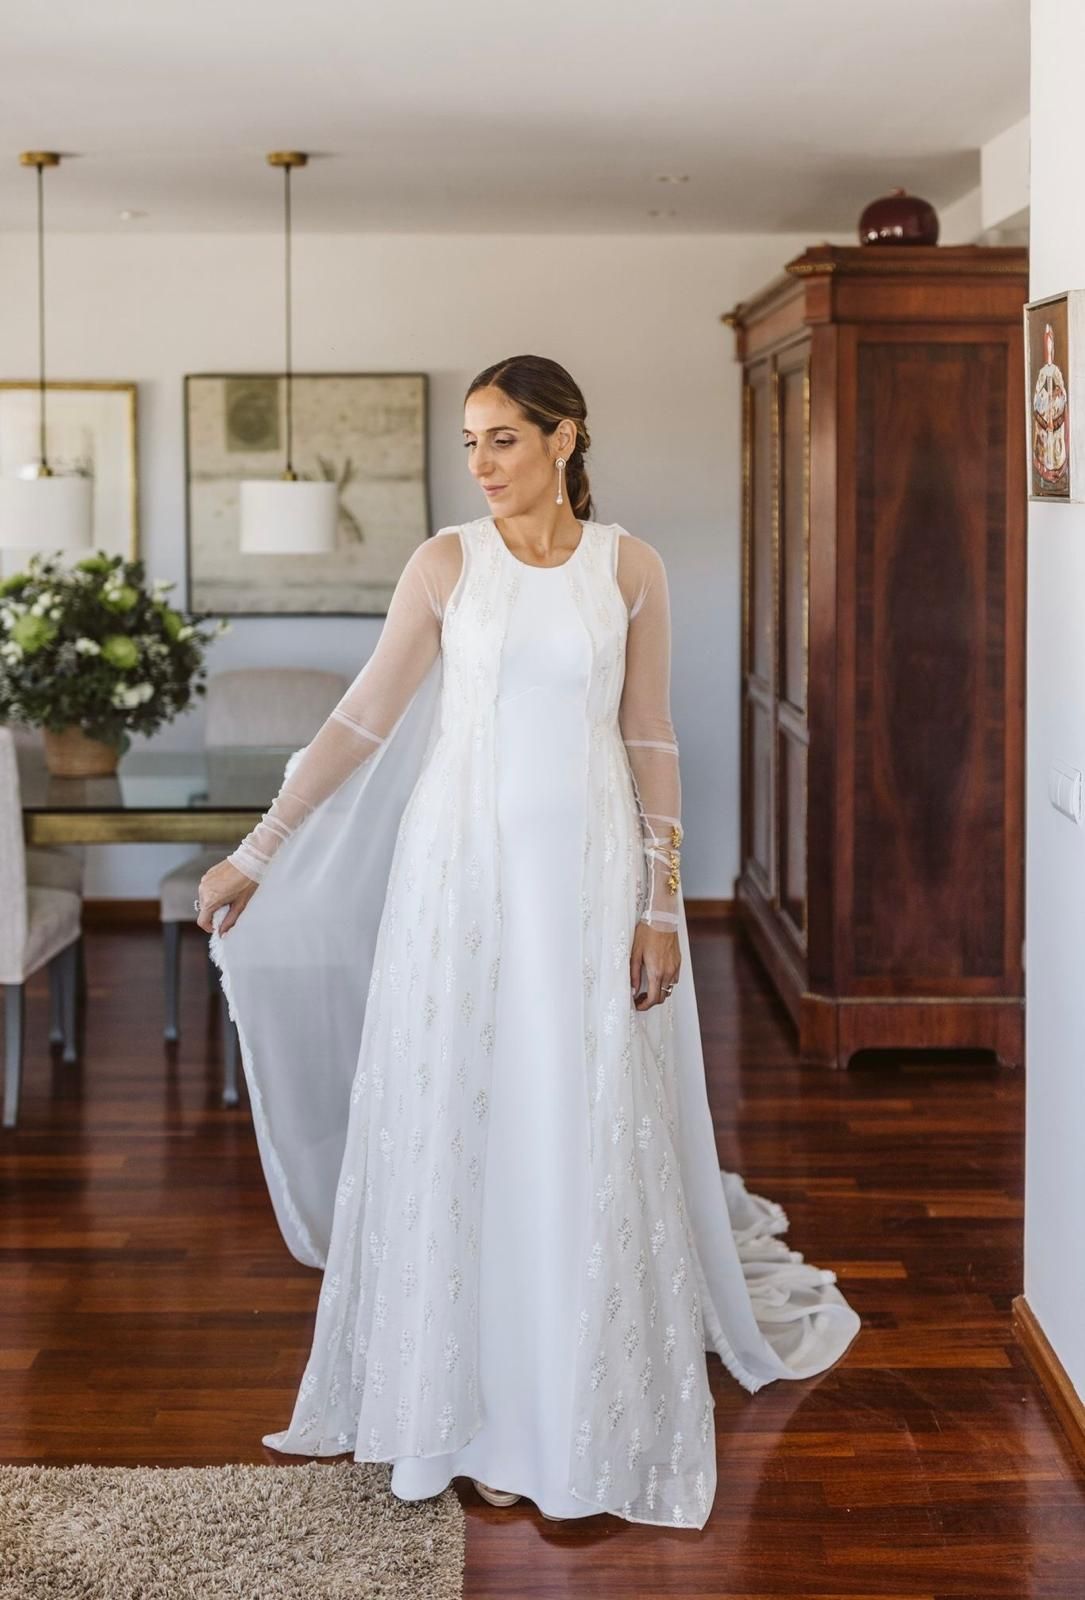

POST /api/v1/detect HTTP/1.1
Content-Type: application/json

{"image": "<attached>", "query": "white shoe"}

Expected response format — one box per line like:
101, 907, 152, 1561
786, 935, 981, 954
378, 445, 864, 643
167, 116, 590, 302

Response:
472, 1479, 522, 1507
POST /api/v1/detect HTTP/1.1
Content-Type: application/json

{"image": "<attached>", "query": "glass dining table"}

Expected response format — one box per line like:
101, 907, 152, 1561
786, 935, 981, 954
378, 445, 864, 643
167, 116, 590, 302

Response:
17, 743, 290, 846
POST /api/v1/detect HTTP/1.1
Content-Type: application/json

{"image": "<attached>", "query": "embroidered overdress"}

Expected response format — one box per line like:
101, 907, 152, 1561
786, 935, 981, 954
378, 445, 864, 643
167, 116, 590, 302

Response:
209, 516, 861, 1529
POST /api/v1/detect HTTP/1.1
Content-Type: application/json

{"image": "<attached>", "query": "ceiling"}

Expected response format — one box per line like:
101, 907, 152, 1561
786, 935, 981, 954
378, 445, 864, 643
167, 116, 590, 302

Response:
1, 0, 1029, 234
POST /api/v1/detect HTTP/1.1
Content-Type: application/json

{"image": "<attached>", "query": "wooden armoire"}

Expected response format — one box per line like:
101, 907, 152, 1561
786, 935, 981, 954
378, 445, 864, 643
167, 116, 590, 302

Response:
723, 243, 1028, 1070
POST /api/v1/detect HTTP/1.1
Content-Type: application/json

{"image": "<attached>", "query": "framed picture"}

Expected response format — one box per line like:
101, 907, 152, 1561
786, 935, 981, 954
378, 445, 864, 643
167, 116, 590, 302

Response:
184, 371, 430, 616
0, 381, 139, 575
1023, 291, 1085, 501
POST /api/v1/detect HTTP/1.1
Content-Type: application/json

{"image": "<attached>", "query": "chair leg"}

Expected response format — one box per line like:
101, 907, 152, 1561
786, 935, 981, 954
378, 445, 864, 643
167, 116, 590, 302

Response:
163, 921, 181, 1042
76, 932, 87, 1003
222, 1004, 240, 1108
60, 941, 78, 1065
3, 984, 25, 1130
48, 952, 65, 1045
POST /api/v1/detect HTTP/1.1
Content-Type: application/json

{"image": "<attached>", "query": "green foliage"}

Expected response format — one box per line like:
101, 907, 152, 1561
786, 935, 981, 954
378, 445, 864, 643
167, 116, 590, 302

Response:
0, 549, 231, 753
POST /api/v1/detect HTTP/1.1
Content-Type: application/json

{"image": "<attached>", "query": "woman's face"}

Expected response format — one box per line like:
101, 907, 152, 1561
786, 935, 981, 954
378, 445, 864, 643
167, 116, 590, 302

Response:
462, 385, 574, 516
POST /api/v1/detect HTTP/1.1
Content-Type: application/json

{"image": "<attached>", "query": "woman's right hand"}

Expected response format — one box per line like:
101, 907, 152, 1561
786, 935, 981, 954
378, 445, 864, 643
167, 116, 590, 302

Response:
196, 859, 260, 935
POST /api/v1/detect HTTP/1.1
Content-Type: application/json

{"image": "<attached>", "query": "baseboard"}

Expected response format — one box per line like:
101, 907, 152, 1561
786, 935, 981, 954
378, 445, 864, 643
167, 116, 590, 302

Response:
82, 896, 736, 927
84, 900, 163, 926
683, 898, 734, 921
1012, 1293, 1085, 1469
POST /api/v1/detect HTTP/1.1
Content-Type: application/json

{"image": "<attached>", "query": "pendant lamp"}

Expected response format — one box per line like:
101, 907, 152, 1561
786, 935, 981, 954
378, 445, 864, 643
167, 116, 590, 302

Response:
0, 152, 93, 552
239, 152, 338, 555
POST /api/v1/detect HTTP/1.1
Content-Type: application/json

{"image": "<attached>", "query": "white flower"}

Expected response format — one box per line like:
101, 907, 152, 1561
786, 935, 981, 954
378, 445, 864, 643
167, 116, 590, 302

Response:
110, 682, 152, 710
74, 637, 101, 655
176, 624, 195, 641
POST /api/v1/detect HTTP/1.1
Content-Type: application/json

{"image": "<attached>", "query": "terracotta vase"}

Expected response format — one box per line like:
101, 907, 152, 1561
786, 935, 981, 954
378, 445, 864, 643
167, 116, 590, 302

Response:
41, 725, 122, 777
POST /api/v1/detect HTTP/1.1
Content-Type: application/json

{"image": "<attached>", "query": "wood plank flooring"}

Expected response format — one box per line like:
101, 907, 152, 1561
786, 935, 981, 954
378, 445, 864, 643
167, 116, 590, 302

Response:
1, 921, 1081, 1599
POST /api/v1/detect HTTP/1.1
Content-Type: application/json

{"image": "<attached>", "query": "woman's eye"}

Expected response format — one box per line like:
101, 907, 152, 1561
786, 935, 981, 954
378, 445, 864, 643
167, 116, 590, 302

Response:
462, 439, 513, 449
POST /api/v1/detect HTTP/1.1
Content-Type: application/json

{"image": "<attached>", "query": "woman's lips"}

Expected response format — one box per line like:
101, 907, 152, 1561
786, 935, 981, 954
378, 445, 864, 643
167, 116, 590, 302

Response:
483, 484, 507, 494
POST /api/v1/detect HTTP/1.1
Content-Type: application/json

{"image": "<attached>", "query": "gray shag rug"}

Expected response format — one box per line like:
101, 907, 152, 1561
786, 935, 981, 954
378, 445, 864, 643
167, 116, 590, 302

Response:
0, 1460, 465, 1599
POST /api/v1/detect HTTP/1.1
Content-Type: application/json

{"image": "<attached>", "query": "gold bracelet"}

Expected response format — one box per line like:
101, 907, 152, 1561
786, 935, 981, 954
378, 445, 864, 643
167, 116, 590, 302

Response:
647, 824, 683, 897
667, 825, 682, 894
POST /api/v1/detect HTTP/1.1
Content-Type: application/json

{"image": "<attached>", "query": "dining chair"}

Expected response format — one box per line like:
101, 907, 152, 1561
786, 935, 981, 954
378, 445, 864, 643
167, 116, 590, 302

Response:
5, 720, 88, 999
0, 727, 82, 1129
158, 668, 349, 1104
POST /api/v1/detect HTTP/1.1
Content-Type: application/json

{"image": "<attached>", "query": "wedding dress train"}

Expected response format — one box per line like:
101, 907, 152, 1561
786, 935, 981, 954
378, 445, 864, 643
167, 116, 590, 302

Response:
209, 515, 860, 1528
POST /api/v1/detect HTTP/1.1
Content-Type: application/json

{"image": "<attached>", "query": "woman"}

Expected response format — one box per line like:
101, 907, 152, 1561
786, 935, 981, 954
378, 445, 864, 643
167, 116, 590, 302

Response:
197, 355, 860, 1529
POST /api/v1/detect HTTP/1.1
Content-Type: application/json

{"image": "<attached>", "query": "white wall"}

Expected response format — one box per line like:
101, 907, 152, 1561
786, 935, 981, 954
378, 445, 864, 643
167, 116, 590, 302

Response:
939, 114, 1031, 249
0, 229, 819, 902
1025, 5, 1085, 1400
981, 114, 1029, 235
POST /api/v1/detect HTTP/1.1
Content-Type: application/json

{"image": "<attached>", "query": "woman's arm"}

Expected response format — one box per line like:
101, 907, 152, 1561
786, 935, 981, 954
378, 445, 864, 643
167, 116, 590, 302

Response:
618, 539, 683, 930
225, 537, 452, 884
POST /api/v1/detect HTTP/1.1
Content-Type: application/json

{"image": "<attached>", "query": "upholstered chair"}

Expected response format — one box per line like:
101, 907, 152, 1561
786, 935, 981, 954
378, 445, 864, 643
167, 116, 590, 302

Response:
0, 728, 82, 1129
4, 720, 87, 995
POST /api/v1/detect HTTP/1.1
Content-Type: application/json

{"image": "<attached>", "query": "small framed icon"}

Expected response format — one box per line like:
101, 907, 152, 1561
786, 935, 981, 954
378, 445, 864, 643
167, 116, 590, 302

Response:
1023, 290, 1085, 502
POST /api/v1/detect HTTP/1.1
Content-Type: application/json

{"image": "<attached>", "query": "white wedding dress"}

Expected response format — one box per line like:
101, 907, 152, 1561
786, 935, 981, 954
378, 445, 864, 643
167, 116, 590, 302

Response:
209, 516, 861, 1529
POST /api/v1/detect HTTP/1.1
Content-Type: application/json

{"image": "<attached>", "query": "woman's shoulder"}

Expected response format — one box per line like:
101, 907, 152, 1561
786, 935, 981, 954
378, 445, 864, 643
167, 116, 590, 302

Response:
613, 525, 667, 585
610, 521, 660, 550
413, 525, 469, 568
395, 526, 467, 619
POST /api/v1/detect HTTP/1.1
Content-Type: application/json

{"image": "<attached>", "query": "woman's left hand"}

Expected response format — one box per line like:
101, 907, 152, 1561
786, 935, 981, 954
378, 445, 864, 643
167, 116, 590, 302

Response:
630, 923, 681, 1011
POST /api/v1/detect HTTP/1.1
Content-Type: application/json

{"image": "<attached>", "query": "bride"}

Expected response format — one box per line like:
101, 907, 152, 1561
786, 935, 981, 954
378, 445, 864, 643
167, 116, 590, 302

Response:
196, 353, 860, 1529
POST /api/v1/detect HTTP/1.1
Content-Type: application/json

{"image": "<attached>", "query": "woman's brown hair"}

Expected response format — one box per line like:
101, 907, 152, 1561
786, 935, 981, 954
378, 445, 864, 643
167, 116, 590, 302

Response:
465, 355, 595, 521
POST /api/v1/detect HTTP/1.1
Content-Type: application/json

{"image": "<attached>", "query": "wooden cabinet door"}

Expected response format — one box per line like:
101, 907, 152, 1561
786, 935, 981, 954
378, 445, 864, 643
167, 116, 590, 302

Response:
838, 326, 1025, 994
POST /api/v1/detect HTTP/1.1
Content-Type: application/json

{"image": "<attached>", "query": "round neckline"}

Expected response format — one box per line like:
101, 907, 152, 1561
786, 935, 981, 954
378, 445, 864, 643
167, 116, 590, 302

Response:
487, 515, 589, 571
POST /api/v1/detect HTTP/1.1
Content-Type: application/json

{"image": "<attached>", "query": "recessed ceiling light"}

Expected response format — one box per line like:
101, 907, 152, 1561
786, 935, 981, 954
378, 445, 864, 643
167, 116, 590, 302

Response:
118, 209, 148, 221
656, 174, 690, 183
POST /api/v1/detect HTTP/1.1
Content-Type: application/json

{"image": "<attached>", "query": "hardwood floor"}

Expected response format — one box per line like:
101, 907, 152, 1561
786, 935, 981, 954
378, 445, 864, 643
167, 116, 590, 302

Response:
1, 920, 1081, 1599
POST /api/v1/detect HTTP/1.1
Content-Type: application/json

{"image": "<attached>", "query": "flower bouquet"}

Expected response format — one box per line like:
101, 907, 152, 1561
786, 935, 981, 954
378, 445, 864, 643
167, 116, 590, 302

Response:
0, 550, 231, 776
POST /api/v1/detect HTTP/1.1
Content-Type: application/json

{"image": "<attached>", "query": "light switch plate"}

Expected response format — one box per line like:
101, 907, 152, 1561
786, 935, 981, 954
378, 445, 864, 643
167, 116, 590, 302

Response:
1048, 761, 1083, 822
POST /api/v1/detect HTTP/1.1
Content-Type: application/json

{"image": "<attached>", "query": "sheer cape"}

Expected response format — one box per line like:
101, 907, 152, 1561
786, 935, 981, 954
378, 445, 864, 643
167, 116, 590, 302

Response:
209, 517, 860, 1529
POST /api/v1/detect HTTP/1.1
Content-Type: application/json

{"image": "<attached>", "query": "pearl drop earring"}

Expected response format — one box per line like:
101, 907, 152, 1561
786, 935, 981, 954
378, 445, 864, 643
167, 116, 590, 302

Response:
555, 457, 566, 505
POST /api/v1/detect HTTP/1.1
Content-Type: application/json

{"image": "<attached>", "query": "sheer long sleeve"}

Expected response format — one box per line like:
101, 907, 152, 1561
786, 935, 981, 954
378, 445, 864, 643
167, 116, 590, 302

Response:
617, 536, 683, 929
226, 534, 461, 884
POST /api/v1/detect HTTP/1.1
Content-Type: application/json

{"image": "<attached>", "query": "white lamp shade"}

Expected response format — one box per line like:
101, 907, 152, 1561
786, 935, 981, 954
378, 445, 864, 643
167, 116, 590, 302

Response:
239, 479, 340, 555
0, 474, 93, 551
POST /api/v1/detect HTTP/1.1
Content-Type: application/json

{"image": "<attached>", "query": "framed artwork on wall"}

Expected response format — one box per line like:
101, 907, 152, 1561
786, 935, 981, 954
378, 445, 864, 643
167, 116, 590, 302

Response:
0, 380, 139, 575
1023, 290, 1085, 502
184, 371, 430, 616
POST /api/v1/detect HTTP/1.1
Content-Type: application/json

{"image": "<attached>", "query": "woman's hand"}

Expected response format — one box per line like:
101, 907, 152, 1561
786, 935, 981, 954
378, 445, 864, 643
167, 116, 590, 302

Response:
195, 859, 260, 935
630, 923, 681, 1011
